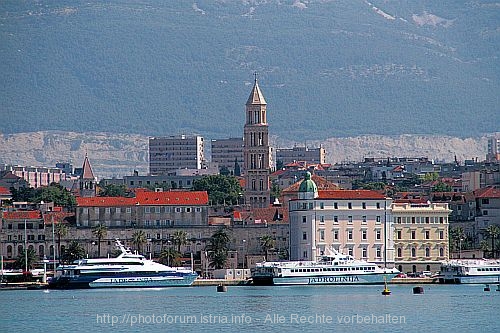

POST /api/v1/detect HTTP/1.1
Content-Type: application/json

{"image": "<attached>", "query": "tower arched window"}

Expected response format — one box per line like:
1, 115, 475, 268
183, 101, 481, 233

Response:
397, 247, 402, 257
411, 247, 416, 257
259, 179, 264, 191
425, 247, 430, 257
252, 179, 256, 191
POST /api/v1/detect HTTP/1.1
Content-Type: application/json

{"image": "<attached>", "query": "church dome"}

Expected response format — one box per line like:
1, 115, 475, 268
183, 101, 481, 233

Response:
298, 172, 317, 193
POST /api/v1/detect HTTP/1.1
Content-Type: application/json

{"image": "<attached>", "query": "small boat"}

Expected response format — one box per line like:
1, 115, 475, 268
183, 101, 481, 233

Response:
251, 248, 399, 286
438, 259, 500, 284
48, 239, 197, 289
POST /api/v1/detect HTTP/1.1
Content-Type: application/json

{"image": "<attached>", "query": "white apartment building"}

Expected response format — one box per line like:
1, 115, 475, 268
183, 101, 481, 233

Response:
211, 137, 244, 174
276, 146, 326, 166
149, 135, 205, 175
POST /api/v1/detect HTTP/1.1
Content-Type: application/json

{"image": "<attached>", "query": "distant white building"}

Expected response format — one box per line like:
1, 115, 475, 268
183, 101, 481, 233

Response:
149, 135, 205, 175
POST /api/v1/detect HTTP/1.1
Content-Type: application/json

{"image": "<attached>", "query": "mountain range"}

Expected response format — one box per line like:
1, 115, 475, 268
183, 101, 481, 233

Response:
1, 1, 499, 141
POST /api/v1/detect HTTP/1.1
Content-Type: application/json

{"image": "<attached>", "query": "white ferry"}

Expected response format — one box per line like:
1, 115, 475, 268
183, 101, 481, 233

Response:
48, 239, 197, 289
438, 259, 500, 284
251, 249, 399, 286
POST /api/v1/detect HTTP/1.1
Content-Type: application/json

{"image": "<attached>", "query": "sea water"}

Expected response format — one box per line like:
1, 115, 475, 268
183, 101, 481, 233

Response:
0, 284, 498, 333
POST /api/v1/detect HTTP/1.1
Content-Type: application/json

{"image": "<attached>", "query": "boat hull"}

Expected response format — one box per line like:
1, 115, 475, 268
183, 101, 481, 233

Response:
253, 273, 397, 286
438, 274, 500, 284
49, 273, 198, 289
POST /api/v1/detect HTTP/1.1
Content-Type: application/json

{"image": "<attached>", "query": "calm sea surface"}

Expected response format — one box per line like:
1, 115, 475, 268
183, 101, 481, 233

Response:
0, 284, 498, 333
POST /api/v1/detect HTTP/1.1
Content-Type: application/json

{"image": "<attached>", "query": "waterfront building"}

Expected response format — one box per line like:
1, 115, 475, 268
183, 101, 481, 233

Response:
211, 137, 244, 175
392, 201, 451, 273
0, 164, 64, 189
243, 75, 272, 208
275, 146, 326, 166
474, 186, 500, 241
75, 189, 209, 228
288, 172, 394, 267
149, 135, 205, 175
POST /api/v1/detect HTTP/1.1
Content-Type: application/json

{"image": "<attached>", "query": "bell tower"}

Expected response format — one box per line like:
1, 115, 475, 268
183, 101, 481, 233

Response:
243, 74, 271, 208
79, 153, 97, 197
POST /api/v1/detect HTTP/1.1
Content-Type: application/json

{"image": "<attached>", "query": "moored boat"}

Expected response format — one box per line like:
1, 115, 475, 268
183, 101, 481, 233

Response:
251, 248, 399, 286
438, 259, 500, 284
48, 239, 197, 289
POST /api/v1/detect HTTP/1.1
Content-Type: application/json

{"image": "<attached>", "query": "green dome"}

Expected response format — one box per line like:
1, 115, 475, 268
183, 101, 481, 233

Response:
298, 172, 317, 193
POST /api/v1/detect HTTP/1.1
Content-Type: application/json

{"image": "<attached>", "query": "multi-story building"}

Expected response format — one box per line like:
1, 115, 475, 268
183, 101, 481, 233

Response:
211, 137, 244, 175
288, 172, 394, 267
275, 146, 326, 166
392, 201, 451, 274
76, 189, 209, 228
474, 186, 500, 240
243, 75, 272, 208
486, 136, 500, 162
149, 135, 205, 175
0, 164, 64, 189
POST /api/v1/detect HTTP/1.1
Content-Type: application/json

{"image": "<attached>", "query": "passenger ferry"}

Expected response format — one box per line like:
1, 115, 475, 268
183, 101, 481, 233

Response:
438, 259, 500, 284
48, 239, 197, 289
251, 249, 399, 286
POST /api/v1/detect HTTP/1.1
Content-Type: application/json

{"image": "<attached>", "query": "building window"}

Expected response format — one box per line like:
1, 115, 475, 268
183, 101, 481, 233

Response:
303, 250, 308, 259
348, 202, 352, 209
361, 230, 367, 240
333, 216, 338, 223
376, 247, 381, 258
362, 202, 366, 209
376, 229, 381, 240
145, 207, 150, 213
362, 216, 367, 224
155, 207, 161, 213
348, 248, 353, 256
334, 203, 338, 209
348, 216, 353, 224
411, 231, 416, 239
319, 230, 325, 241
333, 230, 339, 241
319, 216, 325, 224
320, 202, 324, 209
376, 216, 381, 224
302, 232, 307, 240
376, 202, 381, 209
362, 248, 367, 258
397, 247, 402, 257
126, 207, 131, 213
482, 198, 489, 204
411, 247, 416, 257
186, 207, 192, 213
309, 203, 313, 209
302, 216, 307, 223
425, 247, 430, 257
439, 247, 444, 257
397, 230, 401, 239
95, 207, 99, 214
425, 230, 430, 240
347, 230, 353, 240
439, 230, 444, 240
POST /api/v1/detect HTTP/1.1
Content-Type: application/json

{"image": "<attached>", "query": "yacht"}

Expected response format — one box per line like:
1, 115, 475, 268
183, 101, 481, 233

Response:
48, 239, 197, 289
438, 259, 500, 284
251, 249, 399, 286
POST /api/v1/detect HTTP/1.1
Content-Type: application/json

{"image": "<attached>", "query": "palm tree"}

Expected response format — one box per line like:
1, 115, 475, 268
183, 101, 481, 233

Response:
55, 223, 69, 259
159, 247, 180, 267
484, 225, 500, 258
206, 227, 231, 269
449, 226, 465, 255
131, 230, 147, 254
172, 230, 188, 253
92, 224, 108, 258
15, 248, 37, 271
61, 241, 86, 264
260, 235, 275, 261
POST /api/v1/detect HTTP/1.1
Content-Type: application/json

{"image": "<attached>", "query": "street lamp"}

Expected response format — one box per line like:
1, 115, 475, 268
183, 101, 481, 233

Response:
242, 239, 246, 269
459, 238, 463, 259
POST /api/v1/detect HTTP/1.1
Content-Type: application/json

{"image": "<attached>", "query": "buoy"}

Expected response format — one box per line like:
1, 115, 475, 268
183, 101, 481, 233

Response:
413, 286, 424, 294
381, 276, 391, 295
484, 284, 490, 292
217, 284, 227, 292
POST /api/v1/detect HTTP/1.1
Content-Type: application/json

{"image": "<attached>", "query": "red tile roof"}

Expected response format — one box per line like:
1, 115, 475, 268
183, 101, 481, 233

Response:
43, 212, 75, 224
317, 190, 386, 200
282, 174, 339, 193
474, 187, 500, 198
0, 186, 11, 196
3, 211, 42, 220
77, 191, 209, 207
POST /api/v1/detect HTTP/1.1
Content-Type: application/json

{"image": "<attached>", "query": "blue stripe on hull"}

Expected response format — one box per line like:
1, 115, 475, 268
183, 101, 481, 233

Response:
271, 274, 396, 286
455, 275, 500, 284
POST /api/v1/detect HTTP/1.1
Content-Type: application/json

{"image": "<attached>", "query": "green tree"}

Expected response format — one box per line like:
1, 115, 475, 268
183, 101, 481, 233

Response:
92, 224, 108, 257
14, 248, 37, 271
159, 247, 181, 267
206, 227, 231, 269
260, 235, 275, 261
32, 183, 76, 208
270, 182, 281, 203
449, 226, 466, 256
132, 230, 147, 254
423, 172, 439, 182
55, 223, 69, 259
172, 230, 188, 253
432, 181, 452, 193
98, 183, 128, 197
192, 175, 242, 206
484, 225, 500, 258
219, 166, 230, 176
61, 241, 86, 264
10, 186, 35, 202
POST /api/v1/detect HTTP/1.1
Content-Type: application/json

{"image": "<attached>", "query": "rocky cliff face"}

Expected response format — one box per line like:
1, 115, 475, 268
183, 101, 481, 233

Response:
0, 131, 489, 179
